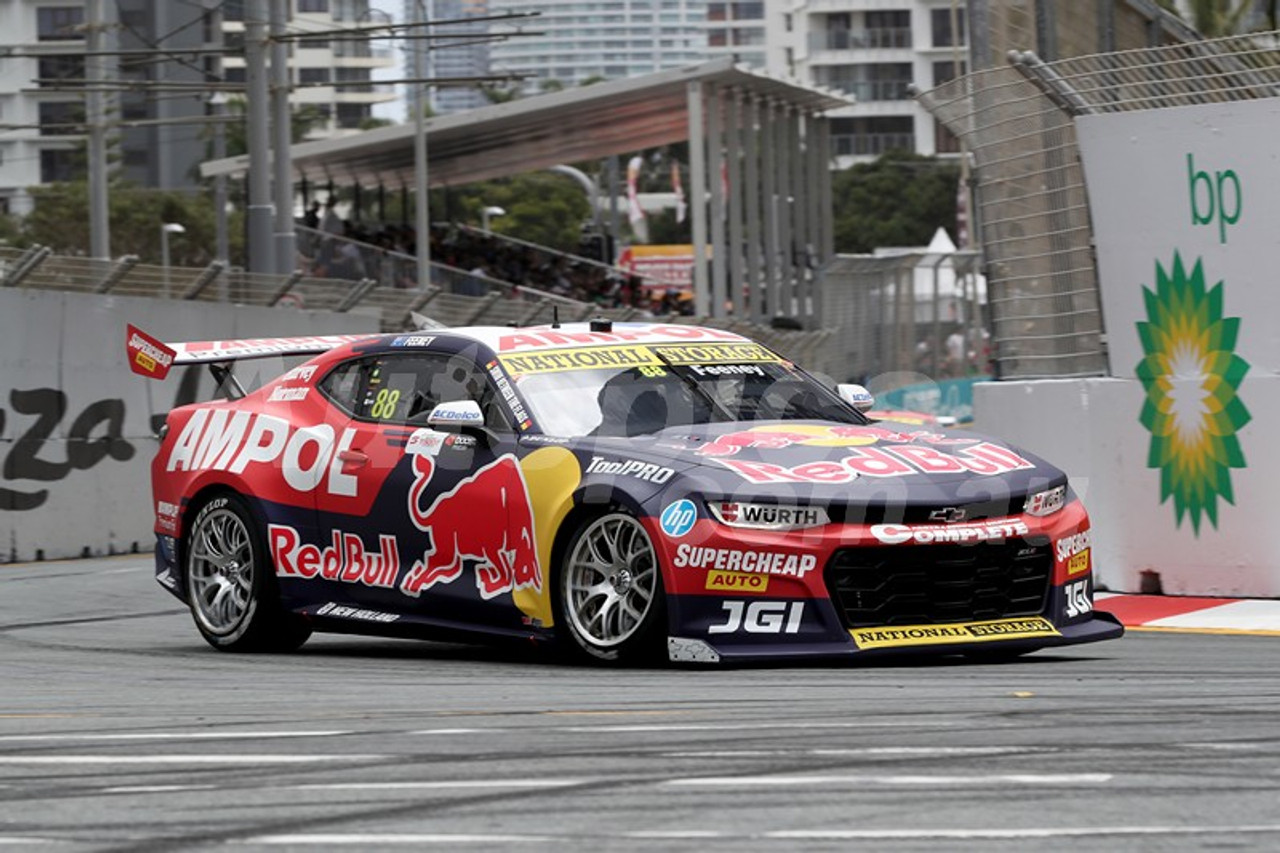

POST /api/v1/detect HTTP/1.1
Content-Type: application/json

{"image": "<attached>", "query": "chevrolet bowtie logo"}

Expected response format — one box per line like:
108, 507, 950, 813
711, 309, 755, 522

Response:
928, 507, 968, 523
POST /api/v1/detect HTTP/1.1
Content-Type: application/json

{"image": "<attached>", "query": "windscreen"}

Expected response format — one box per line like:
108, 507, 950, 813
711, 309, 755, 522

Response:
505, 347, 864, 437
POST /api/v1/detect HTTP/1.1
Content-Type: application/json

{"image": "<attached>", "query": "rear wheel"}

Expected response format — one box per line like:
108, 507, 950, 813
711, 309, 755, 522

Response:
185, 493, 310, 652
558, 512, 666, 663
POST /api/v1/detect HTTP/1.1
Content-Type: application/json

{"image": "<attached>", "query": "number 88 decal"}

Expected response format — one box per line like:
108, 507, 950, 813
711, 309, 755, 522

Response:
369, 388, 401, 419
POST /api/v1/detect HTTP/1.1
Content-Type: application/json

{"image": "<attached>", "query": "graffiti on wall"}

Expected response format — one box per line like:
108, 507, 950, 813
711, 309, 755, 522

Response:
2, 369, 201, 511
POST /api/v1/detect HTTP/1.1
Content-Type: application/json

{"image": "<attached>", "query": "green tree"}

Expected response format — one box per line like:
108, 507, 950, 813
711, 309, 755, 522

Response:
20, 181, 234, 266
831, 151, 960, 253
1156, 0, 1271, 34
439, 173, 591, 251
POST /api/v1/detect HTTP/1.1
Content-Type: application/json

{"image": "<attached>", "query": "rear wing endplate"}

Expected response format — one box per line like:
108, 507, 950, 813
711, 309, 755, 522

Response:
126, 324, 377, 380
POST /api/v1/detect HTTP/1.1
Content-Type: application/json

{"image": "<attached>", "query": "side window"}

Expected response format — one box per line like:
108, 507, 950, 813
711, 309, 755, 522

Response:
319, 360, 364, 414
325, 354, 511, 430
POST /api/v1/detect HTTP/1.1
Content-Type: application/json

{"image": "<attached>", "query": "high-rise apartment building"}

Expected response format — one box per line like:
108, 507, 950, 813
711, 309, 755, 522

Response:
223, 0, 398, 137
487, 0, 707, 95
774, 0, 967, 166
0, 1, 396, 215
402, 0, 491, 116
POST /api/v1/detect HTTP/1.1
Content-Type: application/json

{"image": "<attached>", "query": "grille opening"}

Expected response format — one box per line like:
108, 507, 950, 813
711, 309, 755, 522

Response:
825, 541, 1052, 628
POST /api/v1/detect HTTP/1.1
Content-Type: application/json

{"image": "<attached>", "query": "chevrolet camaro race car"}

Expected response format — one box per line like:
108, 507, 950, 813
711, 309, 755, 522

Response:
127, 321, 1122, 664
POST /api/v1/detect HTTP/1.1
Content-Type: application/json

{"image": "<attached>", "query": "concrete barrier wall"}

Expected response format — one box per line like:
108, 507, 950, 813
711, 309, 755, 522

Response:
978, 377, 1276, 597
0, 290, 378, 563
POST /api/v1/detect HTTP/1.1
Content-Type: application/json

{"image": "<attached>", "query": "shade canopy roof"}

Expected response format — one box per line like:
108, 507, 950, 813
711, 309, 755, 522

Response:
200, 58, 851, 188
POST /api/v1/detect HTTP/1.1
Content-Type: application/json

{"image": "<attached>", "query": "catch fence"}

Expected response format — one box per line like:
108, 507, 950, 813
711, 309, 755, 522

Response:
917, 29, 1280, 379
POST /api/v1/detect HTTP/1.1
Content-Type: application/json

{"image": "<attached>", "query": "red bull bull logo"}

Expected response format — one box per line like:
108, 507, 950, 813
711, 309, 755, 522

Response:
696, 424, 975, 457
400, 453, 543, 600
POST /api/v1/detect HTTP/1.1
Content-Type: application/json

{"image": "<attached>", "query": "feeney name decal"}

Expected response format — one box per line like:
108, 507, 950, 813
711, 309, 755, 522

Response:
850, 617, 1060, 650
165, 410, 358, 497
871, 518, 1030, 545
673, 544, 817, 577
714, 442, 1036, 483
270, 525, 400, 589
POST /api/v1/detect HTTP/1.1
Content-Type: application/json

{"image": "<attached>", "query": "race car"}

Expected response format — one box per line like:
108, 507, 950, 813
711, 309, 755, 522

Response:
127, 321, 1122, 664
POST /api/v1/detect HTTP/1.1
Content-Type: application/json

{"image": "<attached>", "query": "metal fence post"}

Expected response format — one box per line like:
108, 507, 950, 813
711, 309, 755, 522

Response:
182, 261, 227, 300
94, 255, 140, 294
1, 245, 51, 288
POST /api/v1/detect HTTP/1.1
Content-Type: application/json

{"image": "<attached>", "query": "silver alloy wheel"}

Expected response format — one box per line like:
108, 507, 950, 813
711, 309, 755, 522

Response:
564, 513, 659, 649
188, 506, 255, 636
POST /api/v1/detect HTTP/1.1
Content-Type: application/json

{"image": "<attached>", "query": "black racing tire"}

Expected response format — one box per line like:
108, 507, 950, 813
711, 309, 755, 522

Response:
556, 511, 667, 664
183, 493, 311, 653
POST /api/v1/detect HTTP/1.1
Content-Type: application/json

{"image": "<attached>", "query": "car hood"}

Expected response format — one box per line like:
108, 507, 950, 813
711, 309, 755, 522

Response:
561, 420, 1067, 510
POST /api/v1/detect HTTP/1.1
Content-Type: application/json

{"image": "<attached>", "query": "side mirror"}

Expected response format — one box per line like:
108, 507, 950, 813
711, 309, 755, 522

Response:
426, 400, 493, 443
836, 383, 874, 412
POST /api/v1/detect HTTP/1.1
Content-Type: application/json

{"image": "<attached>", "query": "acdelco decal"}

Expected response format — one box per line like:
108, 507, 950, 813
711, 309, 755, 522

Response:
166, 410, 359, 497
850, 617, 1059, 650
400, 452, 542, 600
871, 518, 1030, 545
673, 544, 817, 578
1057, 529, 1092, 575
714, 442, 1035, 483
167, 410, 358, 495
269, 524, 400, 589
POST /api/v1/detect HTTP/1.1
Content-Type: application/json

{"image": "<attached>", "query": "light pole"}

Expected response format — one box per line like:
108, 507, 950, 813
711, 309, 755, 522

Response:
161, 222, 186, 297
481, 205, 506, 232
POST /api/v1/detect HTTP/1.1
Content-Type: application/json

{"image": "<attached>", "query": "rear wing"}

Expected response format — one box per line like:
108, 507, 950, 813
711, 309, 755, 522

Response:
126, 324, 377, 381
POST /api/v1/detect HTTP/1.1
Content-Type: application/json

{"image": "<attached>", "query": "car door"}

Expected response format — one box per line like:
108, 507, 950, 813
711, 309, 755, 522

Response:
318, 347, 530, 629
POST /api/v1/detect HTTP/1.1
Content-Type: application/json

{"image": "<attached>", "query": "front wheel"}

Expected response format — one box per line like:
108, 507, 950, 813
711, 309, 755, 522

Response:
185, 493, 310, 653
558, 512, 667, 663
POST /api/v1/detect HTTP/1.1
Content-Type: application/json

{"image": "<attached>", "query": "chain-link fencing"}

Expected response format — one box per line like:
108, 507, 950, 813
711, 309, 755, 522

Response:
918, 27, 1280, 380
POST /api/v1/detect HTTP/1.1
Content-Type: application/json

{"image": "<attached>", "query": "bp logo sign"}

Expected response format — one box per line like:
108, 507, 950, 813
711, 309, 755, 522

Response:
1135, 252, 1251, 534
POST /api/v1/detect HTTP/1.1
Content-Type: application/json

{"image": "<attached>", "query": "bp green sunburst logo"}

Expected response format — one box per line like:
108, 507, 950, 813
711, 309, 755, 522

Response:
1135, 252, 1250, 535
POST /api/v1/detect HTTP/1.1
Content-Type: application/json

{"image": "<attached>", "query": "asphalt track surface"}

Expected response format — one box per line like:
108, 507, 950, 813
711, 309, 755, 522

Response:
3, 557, 1280, 852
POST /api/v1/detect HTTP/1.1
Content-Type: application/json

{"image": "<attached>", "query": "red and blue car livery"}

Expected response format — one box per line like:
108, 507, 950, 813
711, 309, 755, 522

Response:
127, 321, 1122, 664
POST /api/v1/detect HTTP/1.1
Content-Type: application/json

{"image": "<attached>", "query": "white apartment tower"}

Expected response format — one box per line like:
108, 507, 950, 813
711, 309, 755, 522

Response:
775, 0, 967, 165
222, 0, 398, 137
487, 0, 708, 95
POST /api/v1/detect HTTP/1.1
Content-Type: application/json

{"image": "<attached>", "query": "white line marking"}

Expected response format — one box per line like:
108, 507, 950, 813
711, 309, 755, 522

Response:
0, 840, 53, 846
0, 731, 351, 743
243, 826, 1280, 845
249, 834, 562, 845
102, 785, 218, 794
1183, 742, 1269, 751
292, 780, 587, 791
667, 773, 1112, 787
769, 826, 1280, 840
0, 755, 384, 765
665, 746, 1042, 758
562, 721, 945, 734
407, 720, 945, 737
